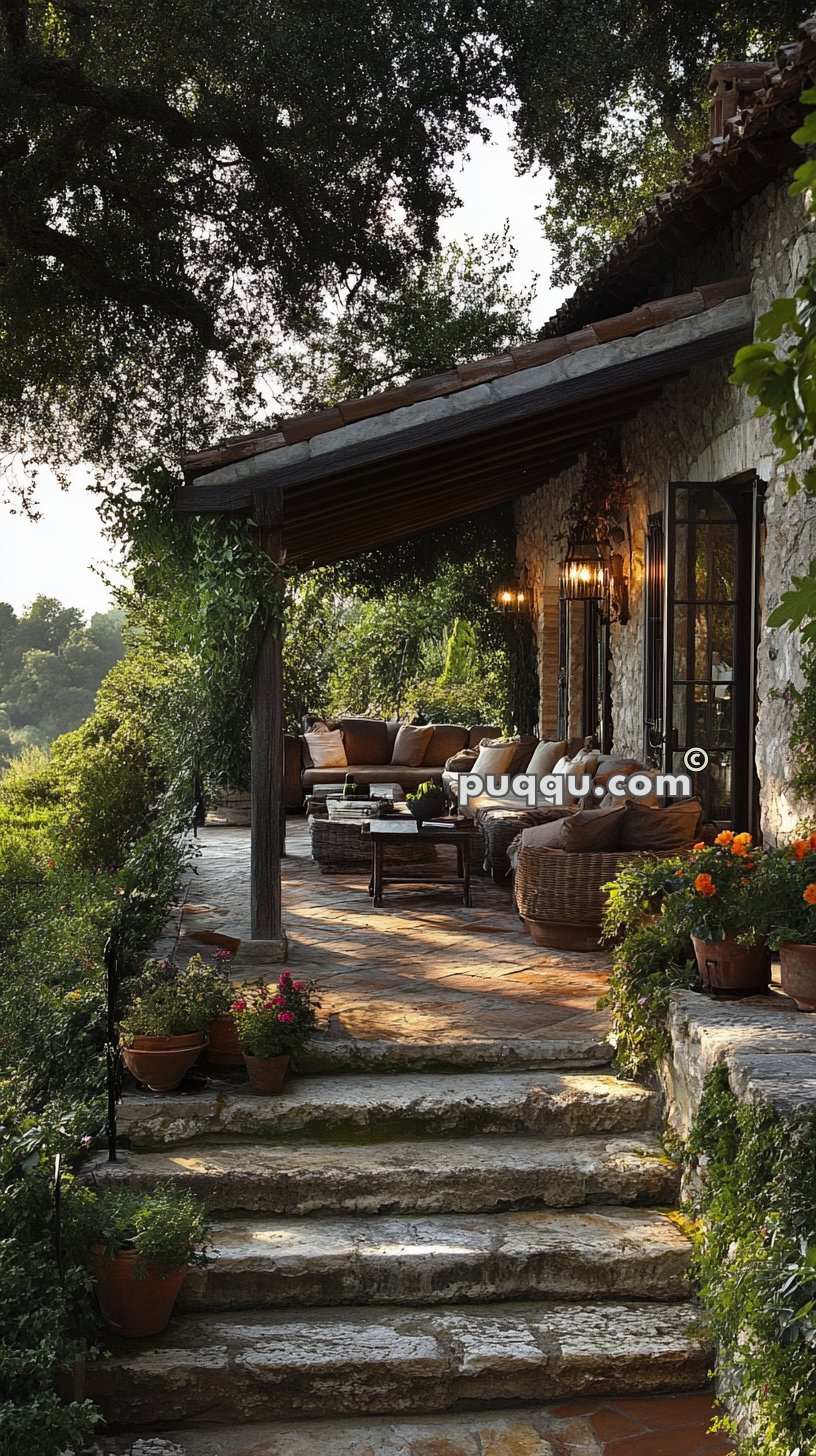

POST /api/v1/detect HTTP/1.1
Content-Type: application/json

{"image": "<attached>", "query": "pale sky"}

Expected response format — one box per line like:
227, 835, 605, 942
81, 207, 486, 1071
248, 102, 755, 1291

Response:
0, 115, 567, 618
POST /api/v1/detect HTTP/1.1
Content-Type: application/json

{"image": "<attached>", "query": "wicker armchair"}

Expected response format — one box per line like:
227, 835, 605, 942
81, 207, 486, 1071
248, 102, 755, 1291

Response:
475, 805, 573, 883
514, 845, 683, 952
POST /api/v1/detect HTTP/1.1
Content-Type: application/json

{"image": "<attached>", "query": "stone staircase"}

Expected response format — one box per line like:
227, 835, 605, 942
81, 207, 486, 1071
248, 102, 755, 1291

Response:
85, 1039, 711, 1449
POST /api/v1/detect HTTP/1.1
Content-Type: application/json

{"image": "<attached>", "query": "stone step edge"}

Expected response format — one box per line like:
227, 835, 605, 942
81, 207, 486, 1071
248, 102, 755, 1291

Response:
98, 1397, 719, 1456
116, 1069, 657, 1148
85, 1133, 679, 1215
84, 1299, 713, 1430
299, 1036, 613, 1072
179, 1206, 693, 1311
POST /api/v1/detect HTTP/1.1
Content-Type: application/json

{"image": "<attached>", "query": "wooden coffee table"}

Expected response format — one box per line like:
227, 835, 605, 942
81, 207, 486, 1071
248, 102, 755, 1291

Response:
366, 817, 479, 907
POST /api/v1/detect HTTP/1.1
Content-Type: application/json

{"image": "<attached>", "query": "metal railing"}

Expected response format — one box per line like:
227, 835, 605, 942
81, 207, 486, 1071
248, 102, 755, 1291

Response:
103, 926, 123, 1163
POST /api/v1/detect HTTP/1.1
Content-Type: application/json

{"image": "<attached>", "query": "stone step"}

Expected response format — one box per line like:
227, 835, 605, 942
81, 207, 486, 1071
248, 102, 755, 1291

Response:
87, 1132, 678, 1215
298, 1033, 613, 1074
100, 1393, 725, 1456
179, 1207, 691, 1312
117, 1070, 656, 1148
85, 1299, 711, 1428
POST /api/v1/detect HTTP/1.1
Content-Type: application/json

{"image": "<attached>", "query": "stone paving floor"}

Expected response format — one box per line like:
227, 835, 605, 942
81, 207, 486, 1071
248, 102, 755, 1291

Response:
165, 821, 611, 1051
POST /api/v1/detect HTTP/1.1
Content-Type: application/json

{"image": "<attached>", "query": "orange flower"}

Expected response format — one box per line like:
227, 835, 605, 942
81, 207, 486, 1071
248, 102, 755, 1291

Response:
693, 841, 706, 852
694, 873, 717, 897
731, 840, 750, 857
804, 883, 816, 906
715, 830, 734, 846
792, 839, 809, 861
733, 832, 752, 846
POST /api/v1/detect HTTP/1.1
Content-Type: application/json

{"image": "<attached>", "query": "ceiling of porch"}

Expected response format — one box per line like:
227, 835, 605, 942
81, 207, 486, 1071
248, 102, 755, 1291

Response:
178, 277, 754, 567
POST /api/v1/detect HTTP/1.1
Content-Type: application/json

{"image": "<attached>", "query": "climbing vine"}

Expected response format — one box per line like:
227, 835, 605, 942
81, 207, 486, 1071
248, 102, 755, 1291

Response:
687, 1066, 816, 1455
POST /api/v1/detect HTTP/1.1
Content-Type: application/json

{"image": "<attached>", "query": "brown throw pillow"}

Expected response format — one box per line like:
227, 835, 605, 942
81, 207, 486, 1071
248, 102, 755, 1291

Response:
527, 739, 568, 776
520, 819, 565, 850
561, 802, 626, 853
445, 747, 479, 772
391, 723, 434, 767
621, 798, 703, 851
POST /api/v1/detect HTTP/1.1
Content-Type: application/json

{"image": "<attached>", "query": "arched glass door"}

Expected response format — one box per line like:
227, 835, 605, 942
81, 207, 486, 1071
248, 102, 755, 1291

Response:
662, 479, 762, 830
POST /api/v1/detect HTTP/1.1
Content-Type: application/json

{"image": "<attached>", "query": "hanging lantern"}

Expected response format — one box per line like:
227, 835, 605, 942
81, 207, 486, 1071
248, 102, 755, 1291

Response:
560, 537, 609, 604
493, 574, 529, 615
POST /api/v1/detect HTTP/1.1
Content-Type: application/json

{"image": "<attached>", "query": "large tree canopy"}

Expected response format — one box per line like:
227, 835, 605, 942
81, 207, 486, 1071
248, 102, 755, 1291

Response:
498, 1, 805, 286
0, 0, 503, 491
271, 230, 535, 412
0, 0, 808, 498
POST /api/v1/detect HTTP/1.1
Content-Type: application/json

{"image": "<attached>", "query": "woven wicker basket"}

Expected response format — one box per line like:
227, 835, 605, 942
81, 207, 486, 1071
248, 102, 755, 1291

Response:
515, 845, 683, 951
310, 817, 442, 872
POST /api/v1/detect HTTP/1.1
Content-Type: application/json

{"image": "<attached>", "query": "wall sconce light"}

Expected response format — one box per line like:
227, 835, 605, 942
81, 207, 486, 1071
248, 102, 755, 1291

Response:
560, 537, 608, 603
560, 534, 629, 624
493, 575, 530, 615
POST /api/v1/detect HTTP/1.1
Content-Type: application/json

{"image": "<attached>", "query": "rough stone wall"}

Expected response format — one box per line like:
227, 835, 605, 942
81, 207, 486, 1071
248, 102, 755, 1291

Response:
516, 174, 816, 837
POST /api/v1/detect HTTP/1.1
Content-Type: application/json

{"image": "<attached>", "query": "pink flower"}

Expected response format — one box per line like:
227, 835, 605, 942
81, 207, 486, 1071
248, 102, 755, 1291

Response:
278, 971, 293, 988
262, 1000, 275, 1009
292, 980, 306, 991
231, 999, 247, 1012
278, 1011, 295, 1023
273, 995, 287, 1007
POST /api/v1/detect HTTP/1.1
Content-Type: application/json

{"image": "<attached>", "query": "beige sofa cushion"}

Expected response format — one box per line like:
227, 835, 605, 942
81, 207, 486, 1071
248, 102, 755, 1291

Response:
472, 740, 518, 777
336, 716, 389, 765
392, 723, 434, 766
527, 739, 567, 776
303, 727, 347, 769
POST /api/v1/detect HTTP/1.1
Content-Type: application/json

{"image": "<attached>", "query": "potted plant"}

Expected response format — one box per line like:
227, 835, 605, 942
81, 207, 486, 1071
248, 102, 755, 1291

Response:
765, 833, 816, 1010
204, 946, 246, 1067
83, 1186, 210, 1338
232, 971, 320, 1093
673, 833, 772, 995
406, 779, 447, 826
119, 954, 232, 1091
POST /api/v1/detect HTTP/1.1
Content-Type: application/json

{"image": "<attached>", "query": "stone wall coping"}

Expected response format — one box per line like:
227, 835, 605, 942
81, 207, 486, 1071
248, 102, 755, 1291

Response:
661, 988, 816, 1138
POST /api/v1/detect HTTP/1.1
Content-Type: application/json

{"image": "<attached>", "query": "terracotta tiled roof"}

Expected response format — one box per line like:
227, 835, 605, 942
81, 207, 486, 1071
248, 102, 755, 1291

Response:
544, 19, 816, 335
183, 276, 750, 478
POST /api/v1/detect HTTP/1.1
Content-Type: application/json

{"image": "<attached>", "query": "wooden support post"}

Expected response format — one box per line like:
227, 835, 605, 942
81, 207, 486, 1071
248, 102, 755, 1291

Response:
249, 488, 287, 956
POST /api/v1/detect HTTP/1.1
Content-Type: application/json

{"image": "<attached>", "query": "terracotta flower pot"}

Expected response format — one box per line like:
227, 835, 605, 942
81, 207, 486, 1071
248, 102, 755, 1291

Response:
122, 1032, 206, 1092
93, 1248, 187, 1338
242, 1051, 290, 1094
207, 1013, 244, 1067
779, 942, 816, 1011
692, 933, 771, 996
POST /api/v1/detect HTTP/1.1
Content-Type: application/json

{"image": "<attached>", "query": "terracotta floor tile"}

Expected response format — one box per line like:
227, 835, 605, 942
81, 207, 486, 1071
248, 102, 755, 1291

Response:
609, 1395, 721, 1431
589, 1408, 648, 1441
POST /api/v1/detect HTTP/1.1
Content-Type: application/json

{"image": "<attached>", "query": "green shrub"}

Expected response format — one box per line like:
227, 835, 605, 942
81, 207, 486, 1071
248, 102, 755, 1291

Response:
600, 856, 698, 1077
74, 1186, 211, 1277
0, 1103, 101, 1456
688, 1067, 816, 1456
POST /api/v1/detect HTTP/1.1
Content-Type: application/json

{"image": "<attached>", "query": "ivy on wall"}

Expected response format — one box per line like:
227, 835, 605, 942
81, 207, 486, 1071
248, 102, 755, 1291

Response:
687, 1065, 816, 1456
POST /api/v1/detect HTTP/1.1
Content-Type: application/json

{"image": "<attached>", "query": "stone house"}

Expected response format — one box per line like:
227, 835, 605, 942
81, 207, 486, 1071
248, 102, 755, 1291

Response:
179, 27, 816, 937
515, 34, 816, 843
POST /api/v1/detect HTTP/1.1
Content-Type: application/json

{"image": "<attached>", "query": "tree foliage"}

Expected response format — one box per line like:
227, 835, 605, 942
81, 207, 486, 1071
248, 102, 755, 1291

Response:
0, 0, 503, 495
272, 230, 534, 411
498, 0, 805, 286
0, 596, 123, 757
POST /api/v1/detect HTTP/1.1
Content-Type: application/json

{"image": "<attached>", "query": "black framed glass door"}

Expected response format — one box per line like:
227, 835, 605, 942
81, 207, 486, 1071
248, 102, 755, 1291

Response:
662, 478, 762, 831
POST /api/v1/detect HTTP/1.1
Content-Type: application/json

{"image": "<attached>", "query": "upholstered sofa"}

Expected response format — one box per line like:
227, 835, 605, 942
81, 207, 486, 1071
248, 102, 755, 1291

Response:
284, 717, 500, 810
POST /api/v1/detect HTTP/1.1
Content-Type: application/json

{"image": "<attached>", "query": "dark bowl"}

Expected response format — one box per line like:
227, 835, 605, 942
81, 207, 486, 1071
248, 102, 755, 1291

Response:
407, 795, 446, 824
